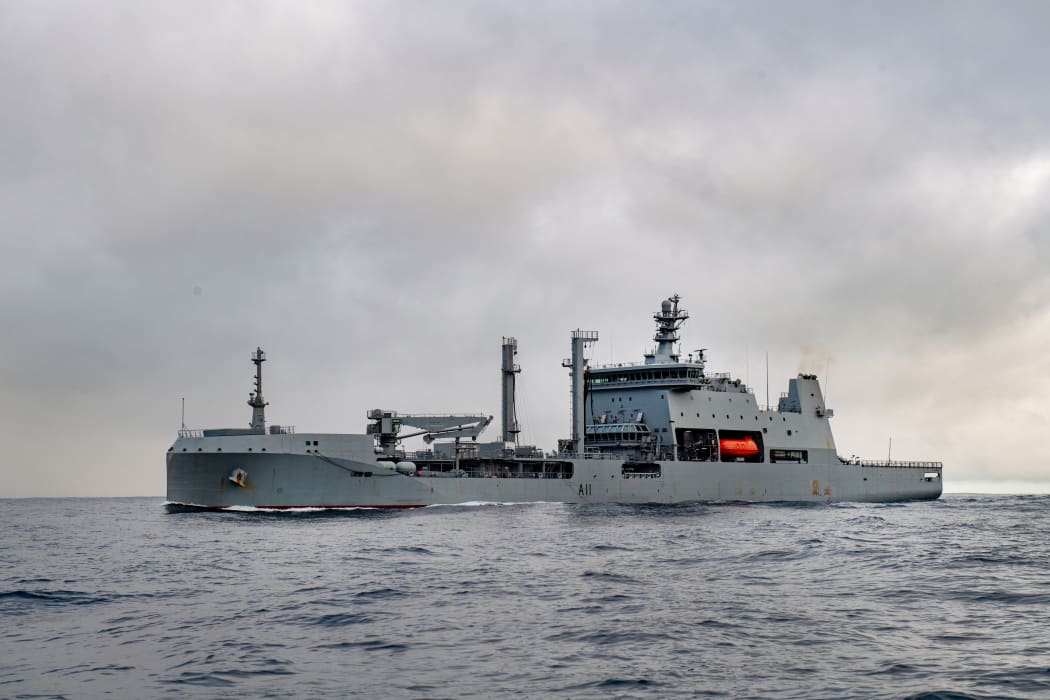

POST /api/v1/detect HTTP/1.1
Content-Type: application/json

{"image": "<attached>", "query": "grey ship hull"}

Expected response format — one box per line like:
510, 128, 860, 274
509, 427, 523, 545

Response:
168, 297, 944, 509
167, 447, 941, 509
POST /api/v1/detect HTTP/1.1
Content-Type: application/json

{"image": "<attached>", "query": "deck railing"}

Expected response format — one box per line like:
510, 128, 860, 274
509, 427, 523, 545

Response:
856, 460, 943, 469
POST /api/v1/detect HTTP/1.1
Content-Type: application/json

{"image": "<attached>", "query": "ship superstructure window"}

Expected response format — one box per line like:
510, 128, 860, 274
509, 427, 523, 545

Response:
586, 424, 652, 446
588, 367, 702, 388
770, 449, 808, 463
675, 428, 718, 461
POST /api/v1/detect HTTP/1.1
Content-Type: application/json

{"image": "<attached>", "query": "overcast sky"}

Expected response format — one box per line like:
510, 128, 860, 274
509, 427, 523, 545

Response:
2, 1, 1048, 497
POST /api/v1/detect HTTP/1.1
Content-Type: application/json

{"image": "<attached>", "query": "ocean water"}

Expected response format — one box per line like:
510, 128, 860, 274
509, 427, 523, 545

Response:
2, 496, 1049, 699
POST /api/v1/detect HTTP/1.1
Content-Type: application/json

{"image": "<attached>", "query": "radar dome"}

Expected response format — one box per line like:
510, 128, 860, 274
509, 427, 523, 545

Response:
661, 299, 673, 312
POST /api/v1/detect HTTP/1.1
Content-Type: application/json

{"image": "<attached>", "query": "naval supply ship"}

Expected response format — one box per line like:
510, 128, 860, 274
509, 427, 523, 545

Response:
166, 295, 943, 509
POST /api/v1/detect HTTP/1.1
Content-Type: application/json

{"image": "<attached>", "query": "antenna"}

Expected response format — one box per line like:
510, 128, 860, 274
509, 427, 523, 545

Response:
824, 360, 830, 407
181, 397, 186, 430
888, 436, 892, 462
765, 351, 769, 411
745, 346, 749, 389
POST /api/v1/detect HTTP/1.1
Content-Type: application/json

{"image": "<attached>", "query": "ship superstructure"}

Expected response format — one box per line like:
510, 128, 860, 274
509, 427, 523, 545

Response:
167, 296, 942, 508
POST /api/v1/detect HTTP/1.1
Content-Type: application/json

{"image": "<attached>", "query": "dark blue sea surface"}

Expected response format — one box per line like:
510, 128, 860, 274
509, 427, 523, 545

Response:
2, 495, 1050, 699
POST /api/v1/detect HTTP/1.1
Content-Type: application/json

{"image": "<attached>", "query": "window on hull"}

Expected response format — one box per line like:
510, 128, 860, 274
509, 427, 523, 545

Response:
405, 459, 574, 479
622, 462, 661, 479
770, 449, 808, 463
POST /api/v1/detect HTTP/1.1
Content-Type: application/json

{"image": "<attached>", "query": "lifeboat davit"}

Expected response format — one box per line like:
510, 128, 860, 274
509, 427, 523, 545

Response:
719, 437, 760, 457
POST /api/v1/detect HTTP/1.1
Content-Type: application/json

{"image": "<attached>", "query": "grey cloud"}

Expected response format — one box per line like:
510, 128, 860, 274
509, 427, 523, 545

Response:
2, 1, 1050, 495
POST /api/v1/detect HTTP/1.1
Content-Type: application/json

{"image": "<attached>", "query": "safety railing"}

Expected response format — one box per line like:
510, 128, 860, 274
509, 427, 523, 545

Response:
857, 460, 943, 469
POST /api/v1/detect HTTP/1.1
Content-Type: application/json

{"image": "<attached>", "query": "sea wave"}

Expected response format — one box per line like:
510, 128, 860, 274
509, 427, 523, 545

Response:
3, 494, 1050, 699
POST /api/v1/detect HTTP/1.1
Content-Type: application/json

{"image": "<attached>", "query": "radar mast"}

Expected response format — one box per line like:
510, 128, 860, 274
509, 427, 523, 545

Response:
645, 294, 689, 363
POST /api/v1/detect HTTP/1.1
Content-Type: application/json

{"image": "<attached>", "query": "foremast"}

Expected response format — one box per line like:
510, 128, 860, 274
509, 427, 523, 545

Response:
248, 347, 268, 433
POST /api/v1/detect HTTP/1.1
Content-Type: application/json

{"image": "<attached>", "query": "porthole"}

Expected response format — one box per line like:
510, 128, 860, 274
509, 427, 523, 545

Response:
787, 430, 792, 436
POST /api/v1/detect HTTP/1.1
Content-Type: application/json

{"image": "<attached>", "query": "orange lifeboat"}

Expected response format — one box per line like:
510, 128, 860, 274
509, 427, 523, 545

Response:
719, 437, 760, 457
